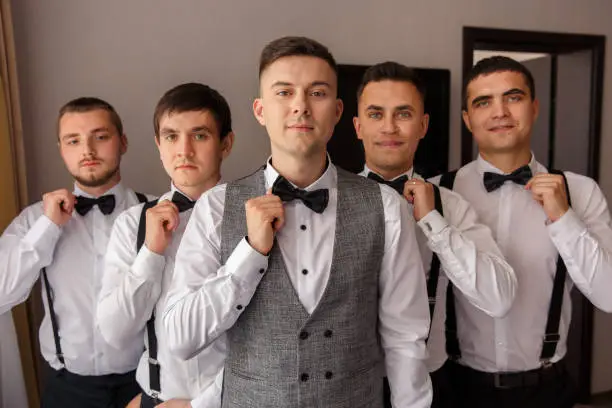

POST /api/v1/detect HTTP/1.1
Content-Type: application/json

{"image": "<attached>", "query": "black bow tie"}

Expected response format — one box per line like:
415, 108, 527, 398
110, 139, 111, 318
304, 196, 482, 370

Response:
271, 176, 329, 214
367, 172, 408, 195
75, 195, 116, 216
483, 165, 533, 192
172, 191, 195, 213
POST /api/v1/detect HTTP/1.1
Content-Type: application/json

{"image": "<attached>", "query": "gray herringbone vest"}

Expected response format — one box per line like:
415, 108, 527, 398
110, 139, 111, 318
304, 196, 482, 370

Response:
220, 167, 385, 408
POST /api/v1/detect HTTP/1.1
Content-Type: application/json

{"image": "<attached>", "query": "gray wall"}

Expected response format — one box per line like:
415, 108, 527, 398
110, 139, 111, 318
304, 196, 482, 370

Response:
10, 0, 612, 394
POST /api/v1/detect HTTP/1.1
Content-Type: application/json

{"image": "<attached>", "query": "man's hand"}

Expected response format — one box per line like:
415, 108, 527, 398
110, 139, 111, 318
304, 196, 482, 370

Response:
525, 173, 570, 222
145, 200, 180, 254
245, 190, 285, 255
403, 179, 436, 221
42, 189, 75, 226
155, 399, 192, 408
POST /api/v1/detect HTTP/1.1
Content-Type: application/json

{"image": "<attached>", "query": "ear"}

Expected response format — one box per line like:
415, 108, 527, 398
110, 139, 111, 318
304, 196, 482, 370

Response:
155, 135, 162, 159
462, 110, 473, 133
353, 116, 363, 141
532, 98, 540, 121
334, 99, 344, 125
253, 98, 266, 126
120, 133, 128, 155
419, 113, 430, 140
220, 132, 235, 160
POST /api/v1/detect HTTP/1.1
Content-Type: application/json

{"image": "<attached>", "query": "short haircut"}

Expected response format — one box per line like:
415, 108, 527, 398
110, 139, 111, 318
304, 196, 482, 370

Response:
258, 36, 338, 78
357, 61, 426, 103
463, 56, 536, 110
58, 97, 123, 136
153, 82, 233, 140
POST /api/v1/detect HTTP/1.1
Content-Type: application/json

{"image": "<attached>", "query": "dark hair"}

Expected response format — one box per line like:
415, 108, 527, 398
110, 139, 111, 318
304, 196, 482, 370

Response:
357, 61, 426, 103
259, 36, 338, 78
463, 56, 536, 110
153, 82, 232, 140
58, 97, 123, 136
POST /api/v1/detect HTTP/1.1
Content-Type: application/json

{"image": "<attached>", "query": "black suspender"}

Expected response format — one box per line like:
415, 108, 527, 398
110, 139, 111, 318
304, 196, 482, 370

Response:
136, 199, 162, 400
540, 169, 572, 364
426, 185, 444, 340
440, 169, 572, 365
437, 171, 461, 360
42, 267, 64, 367
42, 191, 148, 369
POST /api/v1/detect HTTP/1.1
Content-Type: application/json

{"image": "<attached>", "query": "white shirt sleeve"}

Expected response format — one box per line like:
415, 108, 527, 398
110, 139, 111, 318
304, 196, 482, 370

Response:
96, 206, 165, 349
378, 186, 432, 408
163, 185, 269, 360
0, 207, 62, 311
417, 186, 517, 317
548, 174, 612, 312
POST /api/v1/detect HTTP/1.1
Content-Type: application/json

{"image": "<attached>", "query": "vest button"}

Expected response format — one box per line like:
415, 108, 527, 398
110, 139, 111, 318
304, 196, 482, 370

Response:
302, 269, 308, 275
300, 373, 309, 382
236, 305, 243, 310
325, 371, 333, 379
299, 331, 309, 340
324, 330, 333, 338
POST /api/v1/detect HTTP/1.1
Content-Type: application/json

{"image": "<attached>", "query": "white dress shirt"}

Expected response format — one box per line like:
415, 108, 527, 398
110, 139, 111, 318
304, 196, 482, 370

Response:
164, 160, 432, 408
436, 155, 612, 372
360, 166, 516, 372
97, 186, 226, 407
0, 182, 152, 375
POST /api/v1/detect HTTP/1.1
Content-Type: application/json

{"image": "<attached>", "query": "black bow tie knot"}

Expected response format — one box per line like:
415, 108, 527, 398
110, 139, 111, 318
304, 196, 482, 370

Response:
271, 176, 329, 213
75, 194, 116, 216
367, 172, 408, 195
483, 165, 533, 192
171, 191, 196, 212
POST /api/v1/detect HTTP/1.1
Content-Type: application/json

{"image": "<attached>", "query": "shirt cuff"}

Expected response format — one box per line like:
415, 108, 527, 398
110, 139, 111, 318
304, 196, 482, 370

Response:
417, 210, 449, 242
23, 215, 63, 257
547, 208, 587, 249
225, 238, 269, 287
131, 245, 166, 282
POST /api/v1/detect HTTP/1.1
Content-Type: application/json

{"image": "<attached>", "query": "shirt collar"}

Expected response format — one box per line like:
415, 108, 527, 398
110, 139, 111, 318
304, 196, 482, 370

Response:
360, 164, 420, 181
73, 181, 127, 201
476, 152, 538, 176
263, 155, 337, 191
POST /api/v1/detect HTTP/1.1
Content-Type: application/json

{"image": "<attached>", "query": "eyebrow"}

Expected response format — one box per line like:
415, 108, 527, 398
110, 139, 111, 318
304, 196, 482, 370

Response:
60, 127, 110, 141
160, 125, 215, 135
365, 104, 415, 112
471, 88, 527, 107
271, 81, 332, 88
90, 127, 110, 134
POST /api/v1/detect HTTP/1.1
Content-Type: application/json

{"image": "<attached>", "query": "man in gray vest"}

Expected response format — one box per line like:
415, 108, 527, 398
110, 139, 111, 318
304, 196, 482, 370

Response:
163, 36, 432, 408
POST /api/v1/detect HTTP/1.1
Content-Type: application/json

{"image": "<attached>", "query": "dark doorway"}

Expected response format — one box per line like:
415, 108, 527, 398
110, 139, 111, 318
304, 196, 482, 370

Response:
463, 26, 606, 403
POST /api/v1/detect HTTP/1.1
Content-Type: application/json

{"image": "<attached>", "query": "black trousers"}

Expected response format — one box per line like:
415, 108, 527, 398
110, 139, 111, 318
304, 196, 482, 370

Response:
140, 391, 163, 408
383, 360, 456, 408
447, 360, 576, 408
41, 365, 140, 408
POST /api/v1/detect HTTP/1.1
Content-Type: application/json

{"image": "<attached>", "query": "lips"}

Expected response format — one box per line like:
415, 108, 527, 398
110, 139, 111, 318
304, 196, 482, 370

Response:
287, 124, 314, 131
488, 124, 515, 132
80, 160, 100, 167
376, 141, 405, 147
175, 164, 197, 170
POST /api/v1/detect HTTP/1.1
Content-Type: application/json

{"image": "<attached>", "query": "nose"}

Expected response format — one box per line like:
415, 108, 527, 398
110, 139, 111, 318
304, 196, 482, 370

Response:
176, 134, 195, 157
292, 92, 311, 117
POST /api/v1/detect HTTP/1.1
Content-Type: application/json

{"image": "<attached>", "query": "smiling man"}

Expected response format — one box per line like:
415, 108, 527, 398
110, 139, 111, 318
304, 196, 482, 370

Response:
0, 97, 150, 407
438, 56, 612, 408
163, 37, 432, 408
98, 83, 234, 408
354, 61, 516, 408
